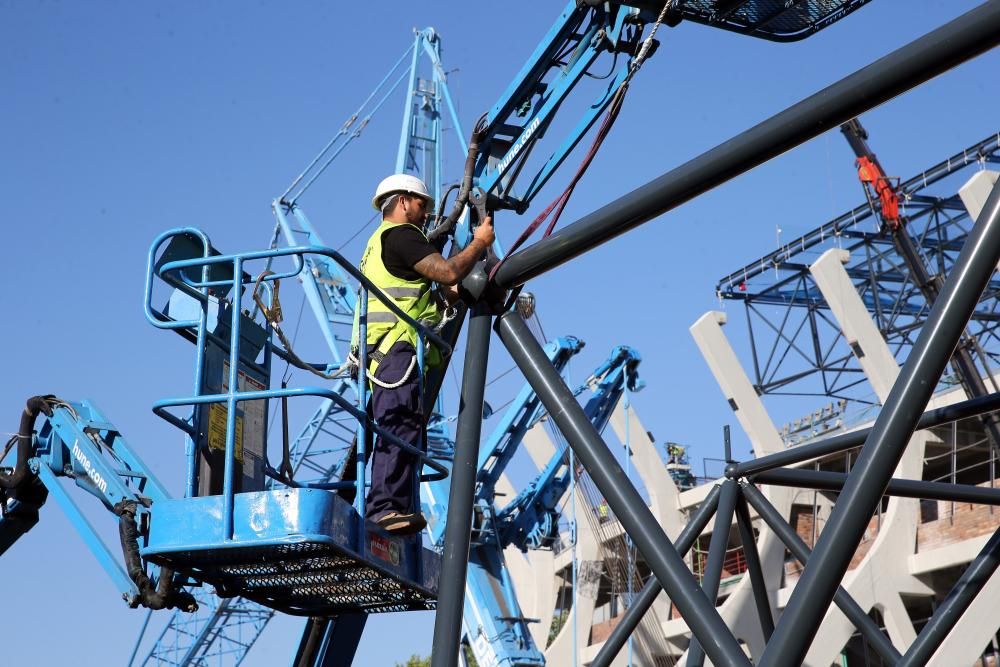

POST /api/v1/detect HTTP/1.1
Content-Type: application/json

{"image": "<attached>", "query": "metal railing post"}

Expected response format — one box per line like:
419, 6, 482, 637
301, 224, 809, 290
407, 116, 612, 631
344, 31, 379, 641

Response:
221, 257, 243, 541
355, 287, 369, 521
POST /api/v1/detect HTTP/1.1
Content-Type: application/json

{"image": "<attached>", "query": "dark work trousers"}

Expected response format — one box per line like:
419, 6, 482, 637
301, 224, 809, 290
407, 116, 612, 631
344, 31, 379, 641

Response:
339, 341, 424, 520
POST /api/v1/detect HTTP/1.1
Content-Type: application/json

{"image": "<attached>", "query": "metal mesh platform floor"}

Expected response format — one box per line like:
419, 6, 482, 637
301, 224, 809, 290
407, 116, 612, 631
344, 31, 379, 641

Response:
159, 541, 436, 615
658, 0, 874, 42
143, 489, 440, 616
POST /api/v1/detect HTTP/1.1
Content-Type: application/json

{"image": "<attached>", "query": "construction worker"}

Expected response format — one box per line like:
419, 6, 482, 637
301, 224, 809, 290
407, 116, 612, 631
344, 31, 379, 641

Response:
348, 173, 494, 535
597, 498, 610, 523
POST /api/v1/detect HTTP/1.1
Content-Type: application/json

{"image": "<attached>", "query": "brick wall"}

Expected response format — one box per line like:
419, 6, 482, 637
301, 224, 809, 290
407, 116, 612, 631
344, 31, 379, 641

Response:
784, 508, 880, 585
783, 479, 1000, 586
917, 479, 1000, 551
590, 615, 622, 645
792, 505, 817, 548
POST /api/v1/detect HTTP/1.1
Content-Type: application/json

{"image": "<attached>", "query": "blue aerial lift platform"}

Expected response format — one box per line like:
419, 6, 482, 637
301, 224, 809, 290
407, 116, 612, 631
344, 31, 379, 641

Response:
0, 227, 452, 621
143, 487, 439, 616
139, 229, 452, 616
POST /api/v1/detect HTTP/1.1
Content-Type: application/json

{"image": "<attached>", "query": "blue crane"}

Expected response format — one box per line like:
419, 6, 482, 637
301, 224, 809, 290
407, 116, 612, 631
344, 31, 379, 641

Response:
133, 27, 466, 667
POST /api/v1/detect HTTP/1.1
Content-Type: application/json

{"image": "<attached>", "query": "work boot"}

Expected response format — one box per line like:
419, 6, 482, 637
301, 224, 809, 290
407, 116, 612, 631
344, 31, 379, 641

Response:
374, 511, 427, 536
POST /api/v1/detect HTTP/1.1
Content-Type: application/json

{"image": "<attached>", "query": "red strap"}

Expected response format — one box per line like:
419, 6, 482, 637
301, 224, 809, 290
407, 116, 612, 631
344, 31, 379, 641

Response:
489, 84, 630, 282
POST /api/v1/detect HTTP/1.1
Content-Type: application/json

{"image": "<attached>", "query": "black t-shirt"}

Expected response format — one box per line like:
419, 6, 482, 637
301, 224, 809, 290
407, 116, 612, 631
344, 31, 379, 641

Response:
381, 225, 437, 280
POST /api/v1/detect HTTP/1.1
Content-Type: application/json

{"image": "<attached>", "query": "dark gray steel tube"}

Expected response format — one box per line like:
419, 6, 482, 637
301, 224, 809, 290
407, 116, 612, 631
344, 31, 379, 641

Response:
742, 484, 902, 664
731, 391, 1000, 479
493, 1, 1000, 289
760, 179, 1000, 667
734, 491, 775, 642
430, 306, 492, 667
728, 389, 1000, 479
897, 526, 1000, 666
591, 485, 723, 667
496, 311, 751, 667
687, 480, 740, 667
753, 468, 1000, 505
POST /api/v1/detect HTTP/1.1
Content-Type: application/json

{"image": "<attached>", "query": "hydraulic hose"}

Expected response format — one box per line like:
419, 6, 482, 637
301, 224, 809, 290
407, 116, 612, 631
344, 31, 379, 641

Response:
0, 396, 54, 490
432, 183, 461, 228
426, 122, 485, 244
115, 500, 198, 612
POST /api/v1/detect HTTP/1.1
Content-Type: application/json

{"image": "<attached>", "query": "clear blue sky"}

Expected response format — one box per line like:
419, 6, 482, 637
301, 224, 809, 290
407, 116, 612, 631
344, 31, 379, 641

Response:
2, 1, 998, 664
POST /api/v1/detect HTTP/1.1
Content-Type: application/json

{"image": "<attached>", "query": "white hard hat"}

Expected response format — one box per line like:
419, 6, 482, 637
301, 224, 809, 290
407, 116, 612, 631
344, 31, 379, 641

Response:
372, 173, 431, 211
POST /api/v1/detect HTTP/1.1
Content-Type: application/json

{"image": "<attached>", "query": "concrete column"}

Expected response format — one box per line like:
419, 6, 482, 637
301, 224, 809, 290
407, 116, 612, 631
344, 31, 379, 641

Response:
519, 425, 603, 665
609, 400, 682, 534
544, 488, 601, 666
495, 473, 556, 651
923, 169, 1000, 666
809, 248, 901, 402
959, 169, 1000, 221
925, 540, 1000, 666
804, 248, 933, 664
882, 594, 918, 650
689, 312, 790, 662
690, 312, 785, 458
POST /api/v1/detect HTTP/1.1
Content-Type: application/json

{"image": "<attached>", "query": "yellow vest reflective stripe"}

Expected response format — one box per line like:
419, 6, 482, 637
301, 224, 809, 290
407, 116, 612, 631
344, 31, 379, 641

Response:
351, 220, 443, 371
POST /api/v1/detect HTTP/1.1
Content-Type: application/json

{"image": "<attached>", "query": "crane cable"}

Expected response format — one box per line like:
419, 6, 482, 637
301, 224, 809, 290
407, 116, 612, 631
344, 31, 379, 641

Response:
488, 0, 675, 284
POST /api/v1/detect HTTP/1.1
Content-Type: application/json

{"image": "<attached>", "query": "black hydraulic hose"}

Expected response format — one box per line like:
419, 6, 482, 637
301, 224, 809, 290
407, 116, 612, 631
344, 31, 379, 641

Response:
0, 396, 54, 490
426, 123, 485, 244
432, 183, 461, 229
115, 500, 198, 612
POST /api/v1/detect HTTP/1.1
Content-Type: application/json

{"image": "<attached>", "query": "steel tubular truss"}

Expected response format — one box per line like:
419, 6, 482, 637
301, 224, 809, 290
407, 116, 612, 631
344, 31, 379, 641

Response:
424, 4, 1000, 666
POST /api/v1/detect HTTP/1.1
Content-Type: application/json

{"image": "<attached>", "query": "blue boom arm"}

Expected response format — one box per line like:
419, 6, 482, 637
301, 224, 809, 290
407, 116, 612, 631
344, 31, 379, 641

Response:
491, 345, 643, 551
472, 1, 659, 216
0, 397, 191, 612
475, 337, 586, 507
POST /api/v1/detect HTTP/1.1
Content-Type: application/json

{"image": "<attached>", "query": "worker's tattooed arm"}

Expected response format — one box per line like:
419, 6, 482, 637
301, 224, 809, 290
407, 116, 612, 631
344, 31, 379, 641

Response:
413, 217, 495, 286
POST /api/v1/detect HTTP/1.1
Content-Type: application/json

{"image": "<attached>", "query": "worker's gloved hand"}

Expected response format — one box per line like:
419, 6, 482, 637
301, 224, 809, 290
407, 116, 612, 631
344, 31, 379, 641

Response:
473, 216, 495, 248
441, 283, 461, 305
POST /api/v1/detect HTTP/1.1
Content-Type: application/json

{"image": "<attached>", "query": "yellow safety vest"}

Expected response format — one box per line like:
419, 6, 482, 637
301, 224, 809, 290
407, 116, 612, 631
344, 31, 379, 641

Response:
350, 220, 443, 373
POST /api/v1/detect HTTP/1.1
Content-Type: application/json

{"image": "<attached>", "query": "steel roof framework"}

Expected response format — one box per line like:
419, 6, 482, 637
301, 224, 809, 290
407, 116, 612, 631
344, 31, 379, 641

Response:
714, 134, 1000, 408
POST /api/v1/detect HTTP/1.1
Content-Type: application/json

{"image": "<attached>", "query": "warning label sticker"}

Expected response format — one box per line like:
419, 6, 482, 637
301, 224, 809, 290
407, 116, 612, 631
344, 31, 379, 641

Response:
207, 403, 244, 462
368, 533, 401, 566
212, 361, 267, 473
